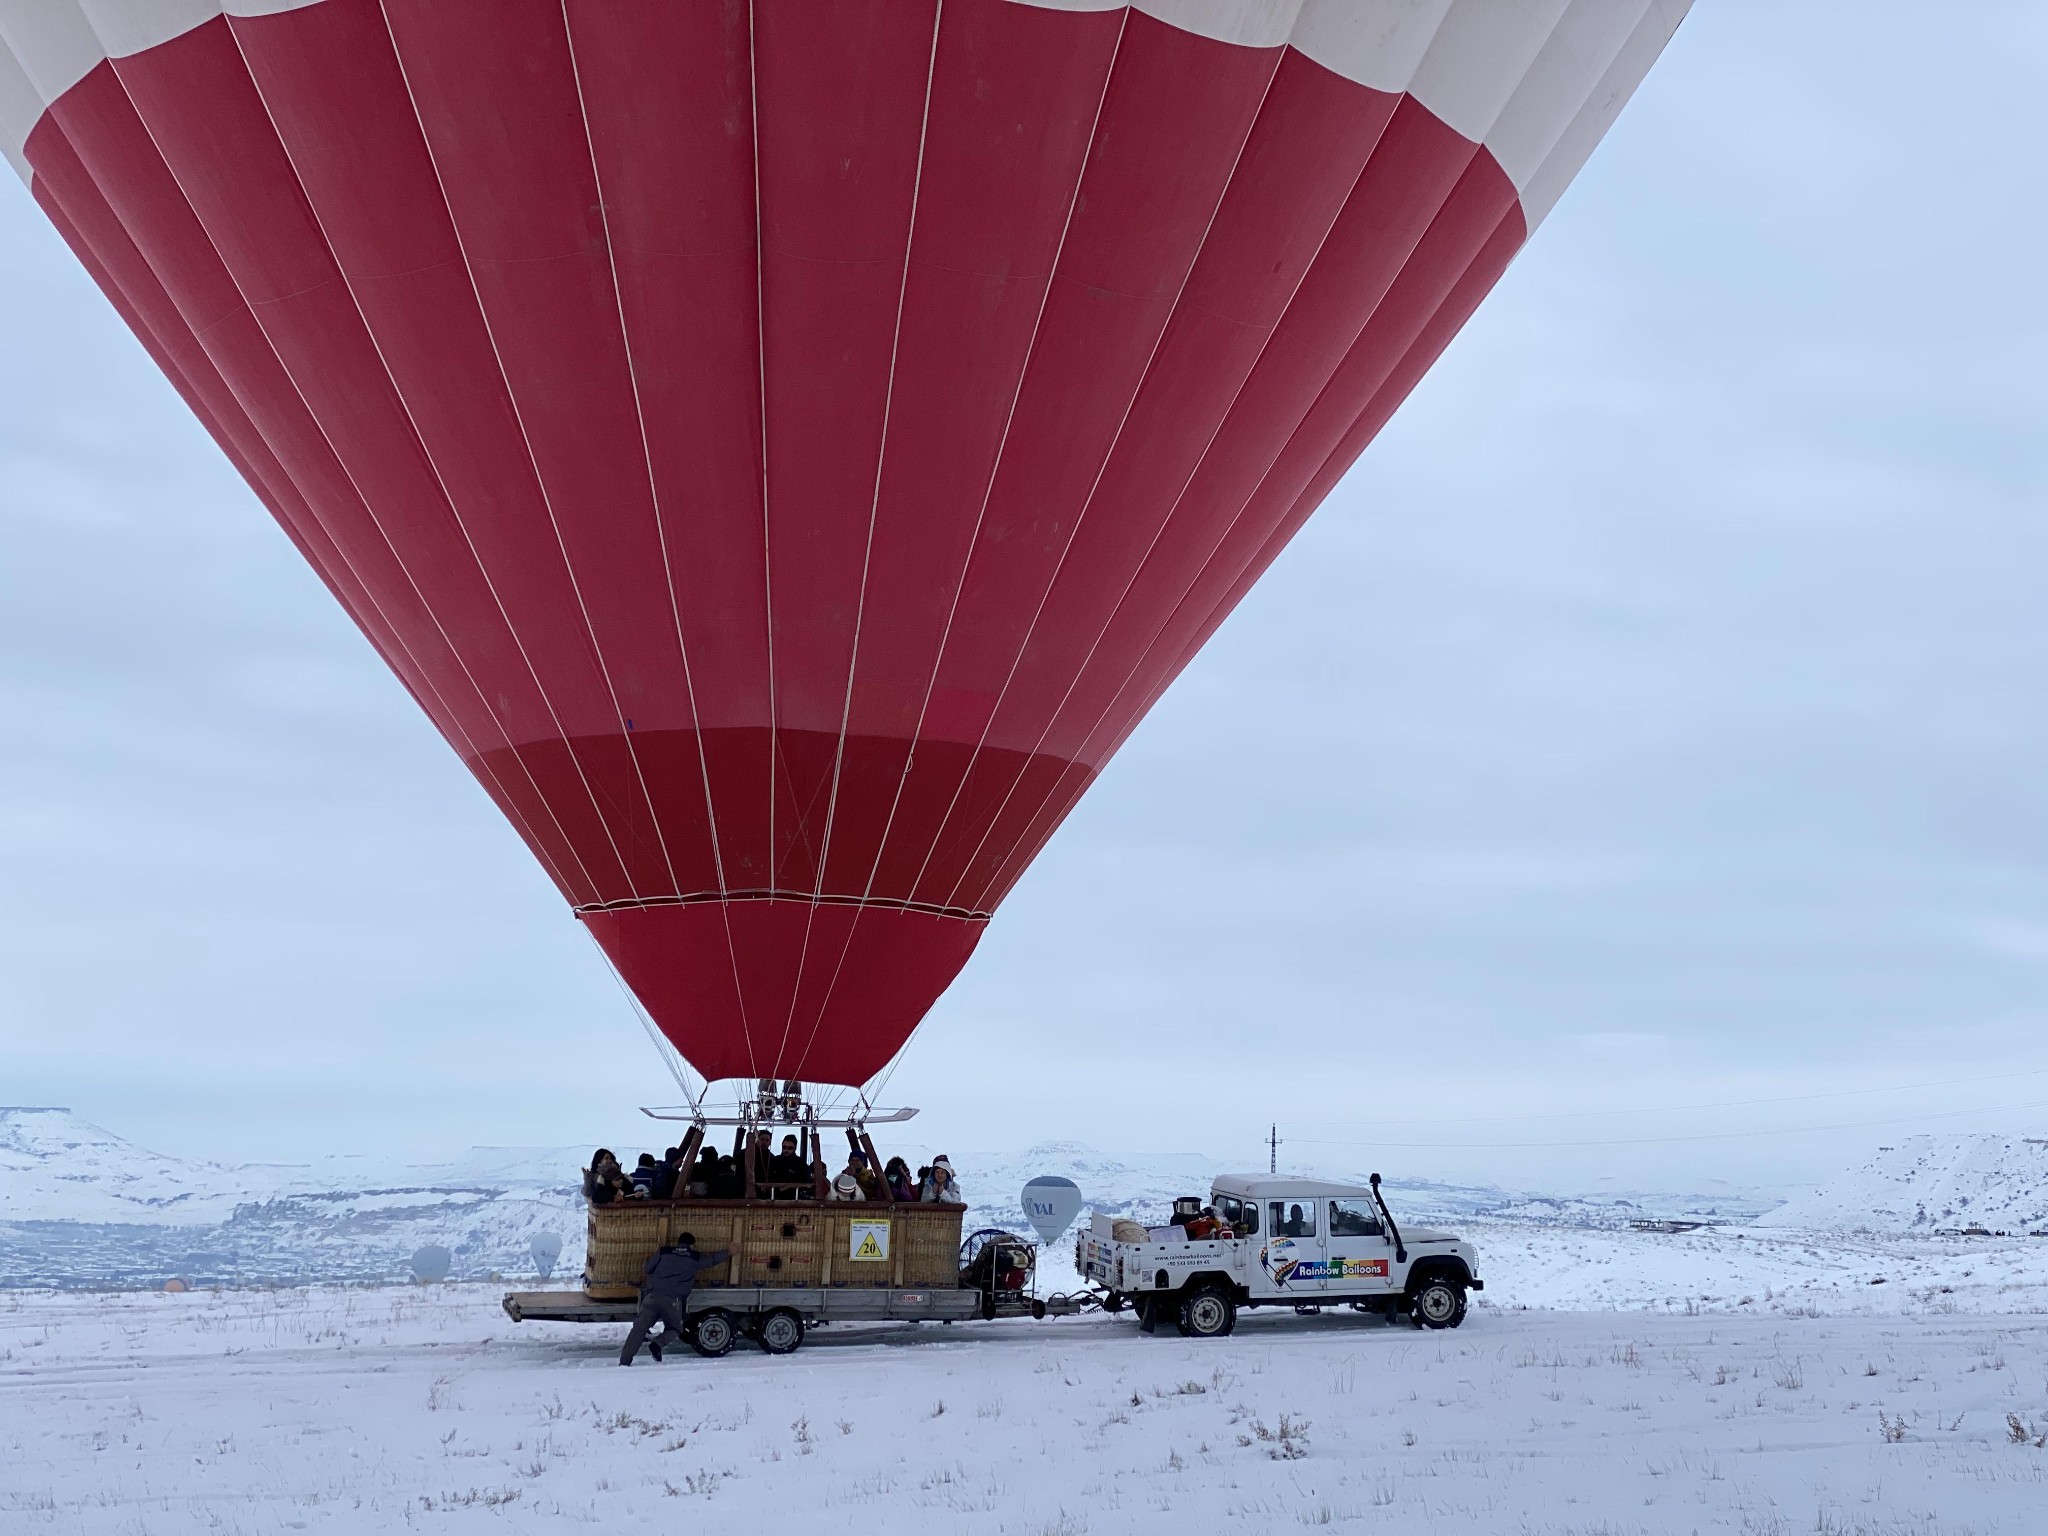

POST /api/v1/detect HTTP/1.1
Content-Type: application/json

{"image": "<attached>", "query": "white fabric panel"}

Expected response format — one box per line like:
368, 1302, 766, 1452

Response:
1290, 0, 1458, 96
73, 0, 226, 59
1406, 0, 1575, 143
1517, 0, 1688, 230
2, 0, 1691, 218
0, 3, 105, 106
1487, 0, 1655, 190
1011, 0, 1688, 215
1134, 0, 1307, 47
0, 40, 39, 180
0, 0, 320, 180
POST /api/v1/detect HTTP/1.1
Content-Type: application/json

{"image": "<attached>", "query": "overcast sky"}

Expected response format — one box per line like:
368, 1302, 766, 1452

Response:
2, 5, 2044, 1196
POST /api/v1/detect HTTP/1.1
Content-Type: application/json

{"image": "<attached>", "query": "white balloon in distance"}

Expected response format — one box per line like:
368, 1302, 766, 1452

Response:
1021, 1176, 1084, 1245
530, 1232, 562, 1281
409, 1244, 452, 1284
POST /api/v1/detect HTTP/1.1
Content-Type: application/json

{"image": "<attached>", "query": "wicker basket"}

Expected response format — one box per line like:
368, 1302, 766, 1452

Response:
585, 1197, 965, 1300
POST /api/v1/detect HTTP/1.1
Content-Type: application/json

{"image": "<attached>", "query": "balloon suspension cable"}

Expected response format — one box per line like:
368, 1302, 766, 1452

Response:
583, 929, 702, 1113
863, 1040, 913, 1120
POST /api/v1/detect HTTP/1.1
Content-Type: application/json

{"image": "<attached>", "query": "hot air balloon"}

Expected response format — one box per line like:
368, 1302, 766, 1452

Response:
1, 1, 1688, 1089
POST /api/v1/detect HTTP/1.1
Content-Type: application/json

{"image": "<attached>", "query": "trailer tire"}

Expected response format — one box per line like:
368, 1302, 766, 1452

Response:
1179, 1284, 1236, 1339
1102, 1291, 1127, 1314
688, 1309, 736, 1358
757, 1307, 805, 1355
1410, 1275, 1467, 1330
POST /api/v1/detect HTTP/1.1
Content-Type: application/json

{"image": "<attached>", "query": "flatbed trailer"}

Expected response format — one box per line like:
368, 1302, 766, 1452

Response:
505, 1285, 984, 1327
504, 1282, 1090, 1355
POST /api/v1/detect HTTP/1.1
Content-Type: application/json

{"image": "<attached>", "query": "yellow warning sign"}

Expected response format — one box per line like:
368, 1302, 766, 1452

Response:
849, 1220, 891, 1262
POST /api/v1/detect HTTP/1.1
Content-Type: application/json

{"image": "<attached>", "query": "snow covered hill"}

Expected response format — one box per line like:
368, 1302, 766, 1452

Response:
0, 1107, 586, 1288
2, 1110, 1760, 1289
7, 1108, 2048, 1295
1760, 1134, 2048, 1235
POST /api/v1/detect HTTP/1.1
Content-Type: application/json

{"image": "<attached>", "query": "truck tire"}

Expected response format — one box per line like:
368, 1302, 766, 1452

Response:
688, 1309, 736, 1358
1178, 1284, 1236, 1339
1410, 1275, 1467, 1330
757, 1307, 805, 1355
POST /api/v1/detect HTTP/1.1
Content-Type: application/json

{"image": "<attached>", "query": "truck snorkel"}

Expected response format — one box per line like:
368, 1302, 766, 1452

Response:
1368, 1172, 1407, 1266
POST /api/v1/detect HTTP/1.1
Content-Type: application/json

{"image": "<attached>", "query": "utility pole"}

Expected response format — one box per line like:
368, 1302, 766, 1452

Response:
1268, 1123, 1279, 1174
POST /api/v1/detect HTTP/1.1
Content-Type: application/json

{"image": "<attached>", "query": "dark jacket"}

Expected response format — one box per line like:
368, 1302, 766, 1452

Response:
640, 1244, 730, 1301
768, 1151, 810, 1187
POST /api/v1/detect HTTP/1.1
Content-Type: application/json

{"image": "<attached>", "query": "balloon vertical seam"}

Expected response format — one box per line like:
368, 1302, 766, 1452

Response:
782, 0, 948, 1083
370, 0, 679, 919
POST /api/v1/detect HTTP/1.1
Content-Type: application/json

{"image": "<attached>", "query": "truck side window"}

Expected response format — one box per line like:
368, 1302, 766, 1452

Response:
1270, 1201, 1316, 1238
1217, 1196, 1258, 1236
1329, 1199, 1383, 1238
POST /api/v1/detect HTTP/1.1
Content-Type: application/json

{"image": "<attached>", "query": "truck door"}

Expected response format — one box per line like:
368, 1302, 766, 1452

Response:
1216, 1195, 1258, 1282
1261, 1199, 1329, 1296
1324, 1197, 1398, 1297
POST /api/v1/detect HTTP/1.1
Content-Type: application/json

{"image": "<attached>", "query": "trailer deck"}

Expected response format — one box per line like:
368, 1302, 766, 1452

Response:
504, 1285, 984, 1326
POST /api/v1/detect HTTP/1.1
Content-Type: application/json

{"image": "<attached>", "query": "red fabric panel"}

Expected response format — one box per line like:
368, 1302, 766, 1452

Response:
581, 898, 983, 1085
562, 0, 772, 894
890, 12, 1284, 910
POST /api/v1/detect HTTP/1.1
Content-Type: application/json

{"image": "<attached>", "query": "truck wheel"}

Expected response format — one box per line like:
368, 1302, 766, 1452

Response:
1179, 1284, 1236, 1339
757, 1307, 805, 1355
687, 1309, 736, 1358
1410, 1276, 1467, 1330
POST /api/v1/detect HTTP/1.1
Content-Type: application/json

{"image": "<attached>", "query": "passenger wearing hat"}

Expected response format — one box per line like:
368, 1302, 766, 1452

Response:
920, 1156, 962, 1204
837, 1150, 880, 1200
829, 1171, 863, 1201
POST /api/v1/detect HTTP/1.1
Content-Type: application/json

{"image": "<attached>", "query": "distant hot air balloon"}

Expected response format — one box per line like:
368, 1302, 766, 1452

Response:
1, 1, 1688, 1087
1021, 1175, 1084, 1245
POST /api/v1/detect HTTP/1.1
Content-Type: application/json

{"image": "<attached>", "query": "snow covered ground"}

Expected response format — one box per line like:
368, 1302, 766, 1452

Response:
4, 1283, 2047, 1535
8, 1109, 2048, 1532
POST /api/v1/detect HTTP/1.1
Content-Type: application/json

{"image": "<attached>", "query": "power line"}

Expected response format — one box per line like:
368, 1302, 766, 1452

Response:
1289, 1094, 2048, 1151
1284, 1064, 2048, 1133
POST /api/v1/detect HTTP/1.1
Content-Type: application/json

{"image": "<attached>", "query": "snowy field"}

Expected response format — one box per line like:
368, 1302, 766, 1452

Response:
5, 1280, 2047, 1535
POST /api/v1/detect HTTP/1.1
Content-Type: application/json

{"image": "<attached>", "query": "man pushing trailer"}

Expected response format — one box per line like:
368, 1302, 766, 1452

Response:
619, 1234, 728, 1366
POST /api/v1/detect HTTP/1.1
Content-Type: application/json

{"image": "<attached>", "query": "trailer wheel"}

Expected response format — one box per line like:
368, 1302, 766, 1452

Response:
1102, 1291, 1126, 1314
688, 1309, 736, 1358
1179, 1284, 1236, 1339
757, 1307, 805, 1355
1410, 1276, 1467, 1330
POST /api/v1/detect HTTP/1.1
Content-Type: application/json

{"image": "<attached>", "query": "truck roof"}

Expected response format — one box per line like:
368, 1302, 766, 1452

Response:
1210, 1174, 1379, 1200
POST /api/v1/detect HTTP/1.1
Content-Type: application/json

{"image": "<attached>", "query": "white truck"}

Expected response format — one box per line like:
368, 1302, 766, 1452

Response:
1076, 1173, 1482, 1337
